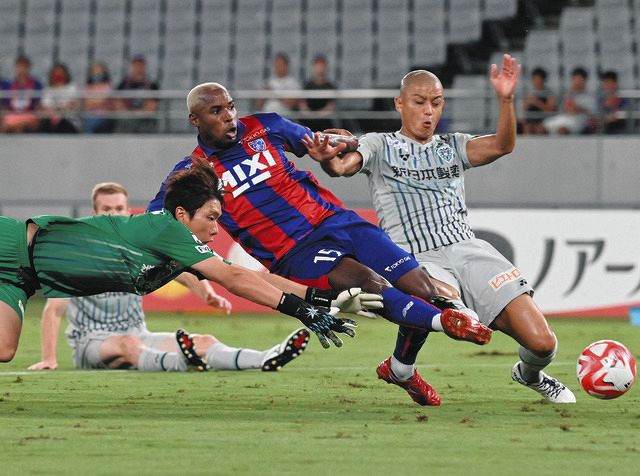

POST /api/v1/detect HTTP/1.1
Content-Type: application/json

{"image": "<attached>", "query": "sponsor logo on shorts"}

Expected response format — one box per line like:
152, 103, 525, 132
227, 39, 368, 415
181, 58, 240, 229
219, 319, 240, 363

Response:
385, 256, 411, 273
489, 267, 522, 291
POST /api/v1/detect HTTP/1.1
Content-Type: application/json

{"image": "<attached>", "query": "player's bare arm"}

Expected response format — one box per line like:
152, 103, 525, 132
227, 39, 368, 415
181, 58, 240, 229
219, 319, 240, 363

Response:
466, 53, 521, 167
27, 297, 70, 370
302, 131, 362, 177
175, 271, 232, 314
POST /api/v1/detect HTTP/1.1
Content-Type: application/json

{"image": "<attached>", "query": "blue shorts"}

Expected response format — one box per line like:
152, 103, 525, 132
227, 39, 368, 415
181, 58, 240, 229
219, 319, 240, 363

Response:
270, 210, 419, 288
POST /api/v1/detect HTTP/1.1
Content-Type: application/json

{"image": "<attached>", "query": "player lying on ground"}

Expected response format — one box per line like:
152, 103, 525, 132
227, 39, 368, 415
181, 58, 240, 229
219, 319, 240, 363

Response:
27, 182, 312, 372
0, 163, 385, 364
148, 82, 492, 407
308, 54, 575, 403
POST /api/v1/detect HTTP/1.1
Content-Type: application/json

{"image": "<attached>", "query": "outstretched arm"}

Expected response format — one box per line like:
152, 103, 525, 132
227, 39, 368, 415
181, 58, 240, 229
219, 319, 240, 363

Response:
466, 53, 521, 167
191, 257, 358, 348
27, 298, 70, 370
175, 272, 232, 314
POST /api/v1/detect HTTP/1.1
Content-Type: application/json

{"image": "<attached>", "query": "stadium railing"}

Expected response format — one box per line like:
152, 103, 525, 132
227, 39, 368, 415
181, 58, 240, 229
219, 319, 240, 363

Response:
0, 88, 638, 135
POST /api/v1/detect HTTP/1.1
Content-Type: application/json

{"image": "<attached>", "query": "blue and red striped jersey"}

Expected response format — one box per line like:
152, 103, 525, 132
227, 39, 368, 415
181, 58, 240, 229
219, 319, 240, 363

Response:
148, 112, 346, 267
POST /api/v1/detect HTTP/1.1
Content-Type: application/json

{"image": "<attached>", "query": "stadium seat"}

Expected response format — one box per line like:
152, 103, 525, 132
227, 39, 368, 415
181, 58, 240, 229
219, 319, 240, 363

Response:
524, 30, 560, 94
375, 2, 410, 87
232, 0, 269, 90
0, 0, 20, 69
412, 0, 447, 67
199, 0, 233, 86
560, 7, 597, 91
305, 0, 339, 80
23, 0, 57, 78
58, 0, 92, 84
93, 2, 128, 78
448, 74, 489, 133
483, 0, 519, 20
128, 0, 162, 79
448, 0, 482, 44
270, 0, 304, 79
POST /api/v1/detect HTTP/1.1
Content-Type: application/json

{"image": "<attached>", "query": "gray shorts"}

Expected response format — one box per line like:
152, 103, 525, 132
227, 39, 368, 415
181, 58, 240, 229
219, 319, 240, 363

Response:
414, 238, 533, 326
70, 328, 175, 369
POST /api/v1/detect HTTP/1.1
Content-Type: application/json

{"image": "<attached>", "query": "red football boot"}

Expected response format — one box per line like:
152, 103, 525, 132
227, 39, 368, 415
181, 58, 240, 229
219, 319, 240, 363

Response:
376, 357, 441, 406
440, 308, 492, 345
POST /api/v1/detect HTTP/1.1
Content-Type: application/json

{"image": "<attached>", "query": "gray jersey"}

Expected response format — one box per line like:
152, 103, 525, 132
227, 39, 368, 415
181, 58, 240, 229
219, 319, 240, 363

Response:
358, 131, 475, 254
65, 292, 146, 344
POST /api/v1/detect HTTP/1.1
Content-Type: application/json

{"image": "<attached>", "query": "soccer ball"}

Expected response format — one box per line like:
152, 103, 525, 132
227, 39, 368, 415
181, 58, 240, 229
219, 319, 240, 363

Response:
576, 340, 636, 399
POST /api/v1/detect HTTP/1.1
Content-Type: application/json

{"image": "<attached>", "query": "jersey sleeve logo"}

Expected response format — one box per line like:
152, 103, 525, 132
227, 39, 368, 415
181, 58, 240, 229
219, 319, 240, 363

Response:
221, 149, 277, 198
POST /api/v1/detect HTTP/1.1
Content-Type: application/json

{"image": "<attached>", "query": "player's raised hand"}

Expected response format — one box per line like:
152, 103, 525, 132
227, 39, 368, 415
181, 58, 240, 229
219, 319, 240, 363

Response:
332, 287, 383, 318
28, 359, 58, 370
490, 53, 521, 99
302, 132, 347, 162
277, 293, 357, 348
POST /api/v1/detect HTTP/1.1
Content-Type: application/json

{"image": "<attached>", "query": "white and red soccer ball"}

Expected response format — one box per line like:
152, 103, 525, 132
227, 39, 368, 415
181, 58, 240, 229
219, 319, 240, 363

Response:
577, 340, 636, 399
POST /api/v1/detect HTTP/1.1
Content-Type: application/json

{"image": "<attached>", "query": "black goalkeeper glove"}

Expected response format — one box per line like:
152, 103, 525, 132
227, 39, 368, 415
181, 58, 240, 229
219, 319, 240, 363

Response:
277, 293, 357, 349
428, 295, 459, 311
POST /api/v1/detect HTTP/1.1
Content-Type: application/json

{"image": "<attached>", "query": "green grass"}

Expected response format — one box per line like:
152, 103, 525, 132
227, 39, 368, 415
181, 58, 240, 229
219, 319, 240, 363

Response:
2, 298, 639, 475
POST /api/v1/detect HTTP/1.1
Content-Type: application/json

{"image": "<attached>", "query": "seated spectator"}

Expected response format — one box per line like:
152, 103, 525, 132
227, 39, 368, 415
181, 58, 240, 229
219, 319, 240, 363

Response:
255, 52, 300, 115
1, 55, 43, 133
543, 67, 596, 135
83, 62, 116, 133
299, 54, 336, 131
38, 62, 80, 133
590, 70, 628, 134
116, 54, 159, 133
521, 67, 557, 135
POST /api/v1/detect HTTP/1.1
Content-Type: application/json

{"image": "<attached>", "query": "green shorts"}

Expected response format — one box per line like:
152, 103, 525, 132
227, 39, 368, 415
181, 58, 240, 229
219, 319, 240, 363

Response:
0, 217, 38, 321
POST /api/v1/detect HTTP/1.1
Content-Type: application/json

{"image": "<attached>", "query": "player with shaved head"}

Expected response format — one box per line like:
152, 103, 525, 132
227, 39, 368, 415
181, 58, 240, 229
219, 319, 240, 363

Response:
149, 80, 495, 407
312, 54, 576, 404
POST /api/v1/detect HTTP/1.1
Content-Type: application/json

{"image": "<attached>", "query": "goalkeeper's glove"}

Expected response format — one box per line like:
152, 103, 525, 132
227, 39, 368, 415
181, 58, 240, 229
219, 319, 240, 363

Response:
427, 295, 458, 310
306, 287, 384, 318
277, 293, 357, 349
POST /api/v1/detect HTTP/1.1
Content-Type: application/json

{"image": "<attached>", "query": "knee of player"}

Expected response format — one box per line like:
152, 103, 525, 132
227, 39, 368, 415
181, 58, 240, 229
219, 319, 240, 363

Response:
118, 335, 144, 356
0, 346, 17, 362
526, 330, 557, 356
193, 334, 217, 353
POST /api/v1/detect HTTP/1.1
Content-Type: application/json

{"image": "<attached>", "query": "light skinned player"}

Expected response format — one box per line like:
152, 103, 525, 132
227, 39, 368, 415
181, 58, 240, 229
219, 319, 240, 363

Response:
309, 54, 576, 403
27, 182, 311, 372
0, 163, 383, 364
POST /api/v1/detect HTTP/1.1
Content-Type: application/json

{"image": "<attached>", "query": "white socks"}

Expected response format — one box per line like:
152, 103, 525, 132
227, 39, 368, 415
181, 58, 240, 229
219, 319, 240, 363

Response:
137, 347, 188, 371
205, 342, 265, 370
390, 355, 415, 381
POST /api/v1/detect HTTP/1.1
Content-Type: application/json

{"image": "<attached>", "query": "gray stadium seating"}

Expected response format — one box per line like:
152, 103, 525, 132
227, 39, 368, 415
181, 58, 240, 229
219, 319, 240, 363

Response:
448, 0, 483, 44
375, 1, 410, 87
484, 0, 519, 20
413, 0, 447, 67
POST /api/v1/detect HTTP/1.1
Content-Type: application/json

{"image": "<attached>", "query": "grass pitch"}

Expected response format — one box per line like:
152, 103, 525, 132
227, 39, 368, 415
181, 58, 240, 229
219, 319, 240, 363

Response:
1, 298, 639, 475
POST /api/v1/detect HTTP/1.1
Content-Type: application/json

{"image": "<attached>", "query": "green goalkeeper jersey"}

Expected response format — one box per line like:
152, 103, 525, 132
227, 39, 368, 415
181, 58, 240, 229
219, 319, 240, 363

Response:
29, 210, 216, 297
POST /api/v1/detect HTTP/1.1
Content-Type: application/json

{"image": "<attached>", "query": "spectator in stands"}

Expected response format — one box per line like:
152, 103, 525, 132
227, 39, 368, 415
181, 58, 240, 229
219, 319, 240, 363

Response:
521, 67, 557, 135
83, 62, 116, 134
299, 54, 336, 131
116, 54, 159, 133
542, 67, 596, 135
38, 62, 80, 133
589, 70, 628, 134
255, 52, 300, 115
0, 55, 43, 133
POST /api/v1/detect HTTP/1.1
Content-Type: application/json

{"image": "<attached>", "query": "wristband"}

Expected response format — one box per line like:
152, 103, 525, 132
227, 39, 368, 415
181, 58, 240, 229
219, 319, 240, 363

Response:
305, 287, 338, 308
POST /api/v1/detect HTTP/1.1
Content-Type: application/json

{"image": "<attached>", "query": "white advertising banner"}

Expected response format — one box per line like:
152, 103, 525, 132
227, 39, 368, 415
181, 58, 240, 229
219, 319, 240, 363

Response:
469, 209, 640, 316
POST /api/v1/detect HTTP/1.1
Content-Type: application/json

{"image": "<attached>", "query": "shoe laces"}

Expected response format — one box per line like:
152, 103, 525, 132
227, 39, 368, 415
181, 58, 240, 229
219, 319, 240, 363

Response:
534, 376, 564, 399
